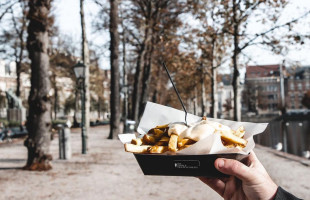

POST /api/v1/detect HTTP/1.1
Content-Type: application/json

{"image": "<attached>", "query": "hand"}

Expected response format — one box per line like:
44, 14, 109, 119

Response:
199, 151, 278, 200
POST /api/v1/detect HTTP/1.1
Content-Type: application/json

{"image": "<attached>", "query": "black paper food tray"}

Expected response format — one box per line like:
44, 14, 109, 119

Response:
134, 153, 249, 177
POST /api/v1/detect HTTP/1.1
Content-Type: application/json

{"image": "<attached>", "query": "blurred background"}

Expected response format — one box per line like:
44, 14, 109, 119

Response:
1, 0, 310, 199
1, 0, 310, 158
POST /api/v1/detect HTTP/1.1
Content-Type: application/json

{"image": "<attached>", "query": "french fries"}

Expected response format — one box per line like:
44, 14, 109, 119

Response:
220, 130, 247, 148
124, 124, 191, 154
124, 119, 248, 154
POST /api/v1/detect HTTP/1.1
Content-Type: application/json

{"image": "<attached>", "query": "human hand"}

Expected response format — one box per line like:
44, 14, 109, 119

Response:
199, 151, 278, 200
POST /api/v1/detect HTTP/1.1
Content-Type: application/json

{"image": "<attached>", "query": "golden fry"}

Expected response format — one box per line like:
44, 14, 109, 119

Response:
159, 136, 170, 142
148, 146, 168, 154
220, 130, 247, 147
155, 141, 168, 146
155, 124, 169, 129
142, 134, 156, 145
168, 134, 178, 152
155, 140, 166, 146
124, 143, 151, 153
177, 138, 196, 148
153, 128, 165, 139
131, 138, 143, 146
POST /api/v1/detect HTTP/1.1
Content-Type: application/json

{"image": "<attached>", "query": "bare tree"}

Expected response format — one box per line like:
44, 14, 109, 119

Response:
219, 0, 310, 121
0, 0, 28, 97
80, 0, 90, 148
24, 0, 53, 171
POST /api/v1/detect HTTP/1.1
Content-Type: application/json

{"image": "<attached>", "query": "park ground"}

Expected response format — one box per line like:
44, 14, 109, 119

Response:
0, 125, 310, 200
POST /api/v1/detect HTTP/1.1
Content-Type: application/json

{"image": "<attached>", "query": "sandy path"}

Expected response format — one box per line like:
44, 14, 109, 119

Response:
0, 126, 309, 200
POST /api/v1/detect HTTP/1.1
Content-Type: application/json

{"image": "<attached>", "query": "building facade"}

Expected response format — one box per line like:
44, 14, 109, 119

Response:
286, 66, 310, 112
244, 64, 310, 115
244, 64, 284, 115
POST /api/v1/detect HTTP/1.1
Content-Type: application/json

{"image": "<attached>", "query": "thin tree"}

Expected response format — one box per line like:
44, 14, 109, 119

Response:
0, 0, 28, 97
80, 0, 90, 147
10, 2, 27, 97
108, 0, 120, 139
24, 0, 53, 171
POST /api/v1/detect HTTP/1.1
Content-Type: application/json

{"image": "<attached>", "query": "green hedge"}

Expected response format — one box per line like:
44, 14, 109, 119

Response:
0, 119, 21, 127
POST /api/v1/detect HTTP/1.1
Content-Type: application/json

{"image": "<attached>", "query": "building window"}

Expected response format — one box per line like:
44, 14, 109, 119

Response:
306, 81, 310, 89
298, 83, 302, 90
290, 82, 294, 90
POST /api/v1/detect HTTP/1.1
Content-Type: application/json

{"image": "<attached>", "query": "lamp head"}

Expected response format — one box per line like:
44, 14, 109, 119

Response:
73, 62, 86, 79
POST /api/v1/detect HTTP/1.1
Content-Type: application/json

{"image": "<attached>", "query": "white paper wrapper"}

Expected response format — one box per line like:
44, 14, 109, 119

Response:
119, 102, 268, 155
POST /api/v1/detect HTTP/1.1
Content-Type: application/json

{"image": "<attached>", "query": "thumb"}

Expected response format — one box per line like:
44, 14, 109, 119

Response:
215, 158, 253, 182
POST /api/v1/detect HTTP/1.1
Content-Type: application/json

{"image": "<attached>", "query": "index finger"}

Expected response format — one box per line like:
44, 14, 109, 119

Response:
198, 177, 225, 197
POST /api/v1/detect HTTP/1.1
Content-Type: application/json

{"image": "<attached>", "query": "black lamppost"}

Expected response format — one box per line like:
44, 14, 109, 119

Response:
73, 62, 87, 154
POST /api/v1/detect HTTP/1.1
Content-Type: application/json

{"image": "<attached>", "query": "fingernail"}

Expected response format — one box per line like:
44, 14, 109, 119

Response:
218, 159, 224, 168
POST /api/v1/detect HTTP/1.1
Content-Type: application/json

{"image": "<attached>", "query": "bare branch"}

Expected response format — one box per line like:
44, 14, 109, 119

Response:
240, 10, 310, 51
238, 1, 263, 23
0, 0, 19, 21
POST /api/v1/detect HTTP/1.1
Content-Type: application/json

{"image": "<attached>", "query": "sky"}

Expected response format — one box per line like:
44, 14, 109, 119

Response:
53, 0, 310, 74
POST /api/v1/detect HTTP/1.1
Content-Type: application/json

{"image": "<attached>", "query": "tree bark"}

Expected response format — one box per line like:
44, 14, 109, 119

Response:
210, 38, 218, 119
24, 0, 52, 171
201, 73, 206, 116
108, 0, 120, 139
211, 66, 218, 118
54, 86, 58, 120
139, 28, 153, 118
80, 0, 90, 146
120, 16, 128, 129
232, 0, 241, 121
131, 46, 144, 122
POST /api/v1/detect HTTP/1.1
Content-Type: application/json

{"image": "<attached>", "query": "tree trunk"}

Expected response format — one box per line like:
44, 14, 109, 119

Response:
232, 0, 241, 121
121, 19, 128, 129
211, 67, 218, 118
131, 48, 144, 122
24, 0, 52, 171
210, 38, 218, 119
139, 30, 153, 118
98, 96, 101, 119
201, 74, 206, 116
108, 0, 120, 139
80, 0, 90, 146
16, 21, 26, 97
16, 62, 22, 97
54, 87, 58, 120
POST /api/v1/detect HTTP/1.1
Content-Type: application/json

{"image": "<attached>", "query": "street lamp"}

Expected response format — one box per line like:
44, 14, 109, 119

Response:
73, 62, 87, 154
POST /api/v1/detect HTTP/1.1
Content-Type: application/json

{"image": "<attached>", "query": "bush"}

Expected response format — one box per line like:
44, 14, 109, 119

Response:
0, 119, 9, 127
8, 120, 21, 127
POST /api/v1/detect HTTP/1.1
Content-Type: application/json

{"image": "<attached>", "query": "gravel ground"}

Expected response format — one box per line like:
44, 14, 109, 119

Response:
0, 126, 309, 200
